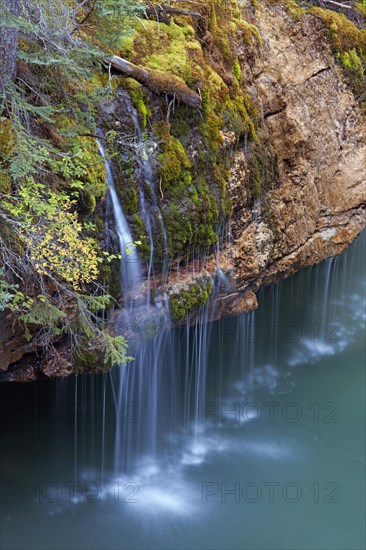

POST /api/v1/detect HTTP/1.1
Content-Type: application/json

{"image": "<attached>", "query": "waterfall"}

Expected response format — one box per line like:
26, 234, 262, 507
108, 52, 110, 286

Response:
128, 107, 170, 293
97, 139, 141, 305
97, 124, 177, 472
93, 118, 365, 492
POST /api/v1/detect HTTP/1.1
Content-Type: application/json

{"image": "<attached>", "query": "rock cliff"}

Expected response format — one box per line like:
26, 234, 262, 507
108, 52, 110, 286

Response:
152, 2, 366, 323
210, 3, 366, 313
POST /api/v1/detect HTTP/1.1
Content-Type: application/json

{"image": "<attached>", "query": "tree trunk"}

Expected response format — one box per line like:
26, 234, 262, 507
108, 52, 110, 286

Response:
0, 0, 20, 91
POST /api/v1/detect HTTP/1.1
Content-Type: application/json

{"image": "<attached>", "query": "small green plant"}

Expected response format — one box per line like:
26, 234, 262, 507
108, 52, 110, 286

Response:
0, 268, 18, 311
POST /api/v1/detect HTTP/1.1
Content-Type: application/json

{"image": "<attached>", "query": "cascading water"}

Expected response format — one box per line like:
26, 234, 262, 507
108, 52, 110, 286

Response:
108, 273, 220, 474
97, 125, 175, 472
97, 139, 141, 305
128, 107, 170, 291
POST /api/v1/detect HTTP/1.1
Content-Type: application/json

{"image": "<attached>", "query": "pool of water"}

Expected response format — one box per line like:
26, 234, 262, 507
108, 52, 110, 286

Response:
0, 231, 365, 550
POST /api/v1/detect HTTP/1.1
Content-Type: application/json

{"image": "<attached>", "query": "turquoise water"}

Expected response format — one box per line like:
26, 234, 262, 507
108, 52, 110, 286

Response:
0, 231, 365, 549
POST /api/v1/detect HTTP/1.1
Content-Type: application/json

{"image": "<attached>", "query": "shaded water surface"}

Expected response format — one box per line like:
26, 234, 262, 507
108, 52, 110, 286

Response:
0, 231, 365, 550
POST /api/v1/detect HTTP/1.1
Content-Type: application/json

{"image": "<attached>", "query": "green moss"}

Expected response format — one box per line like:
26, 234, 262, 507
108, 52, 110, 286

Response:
218, 35, 233, 63
224, 97, 257, 141
308, 7, 366, 106
169, 277, 213, 321
199, 116, 224, 158
110, 0, 261, 261
355, 2, 366, 18
158, 130, 192, 191
152, 27, 258, 257
119, 33, 135, 58
208, 2, 218, 33
309, 7, 366, 52
233, 58, 242, 81
160, 159, 221, 256
339, 48, 365, 97
122, 20, 204, 87
0, 168, 12, 194
163, 201, 194, 256
237, 19, 263, 46
199, 68, 228, 154
123, 78, 149, 128
79, 189, 97, 214
213, 164, 232, 217
117, 179, 138, 216
169, 106, 193, 141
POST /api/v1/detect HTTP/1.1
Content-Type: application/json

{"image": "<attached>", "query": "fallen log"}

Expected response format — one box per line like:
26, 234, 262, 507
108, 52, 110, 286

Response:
108, 55, 202, 109
313, 0, 354, 10
144, 4, 203, 24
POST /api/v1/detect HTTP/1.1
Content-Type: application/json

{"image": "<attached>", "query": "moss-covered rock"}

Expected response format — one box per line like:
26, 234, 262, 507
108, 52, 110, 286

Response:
308, 6, 366, 107
339, 48, 365, 99
101, 0, 263, 265
123, 78, 149, 128
169, 276, 213, 321
159, 137, 192, 191
120, 19, 204, 88
309, 7, 366, 52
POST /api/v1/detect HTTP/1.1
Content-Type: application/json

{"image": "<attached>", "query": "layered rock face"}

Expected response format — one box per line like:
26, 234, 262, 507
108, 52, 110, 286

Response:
173, 3, 366, 318
1, 3, 365, 380
248, 4, 366, 283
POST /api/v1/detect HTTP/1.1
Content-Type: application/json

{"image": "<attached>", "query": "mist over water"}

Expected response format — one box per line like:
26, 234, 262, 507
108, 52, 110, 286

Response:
0, 231, 365, 550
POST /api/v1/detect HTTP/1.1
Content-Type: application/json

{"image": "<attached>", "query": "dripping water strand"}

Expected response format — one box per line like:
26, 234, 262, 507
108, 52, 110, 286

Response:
74, 375, 78, 486
127, 107, 170, 297
97, 137, 141, 310
101, 374, 106, 491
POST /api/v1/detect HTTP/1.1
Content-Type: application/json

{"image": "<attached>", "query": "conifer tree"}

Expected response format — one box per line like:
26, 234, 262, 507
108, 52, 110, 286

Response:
0, 0, 20, 91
